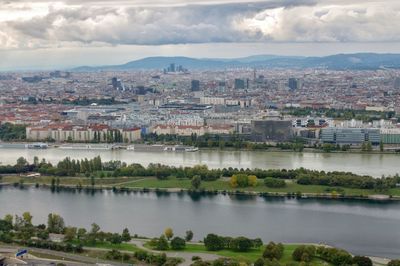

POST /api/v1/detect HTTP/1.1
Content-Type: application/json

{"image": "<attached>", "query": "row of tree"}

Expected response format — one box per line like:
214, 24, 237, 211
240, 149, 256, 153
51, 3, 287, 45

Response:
2, 156, 400, 191
203, 234, 263, 252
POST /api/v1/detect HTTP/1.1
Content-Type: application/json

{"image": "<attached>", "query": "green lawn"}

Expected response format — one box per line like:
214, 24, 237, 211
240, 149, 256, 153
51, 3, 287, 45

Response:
122, 177, 400, 197
84, 242, 140, 252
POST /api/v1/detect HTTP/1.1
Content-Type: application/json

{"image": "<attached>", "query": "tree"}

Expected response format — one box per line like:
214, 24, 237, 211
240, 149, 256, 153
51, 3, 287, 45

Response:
388, 260, 400, 266
292, 245, 315, 262
155, 235, 169, 250
64, 227, 77, 242
263, 242, 284, 260
22, 212, 33, 226
248, 175, 258, 187
77, 228, 87, 240
352, 256, 372, 266
264, 178, 286, 188
204, 234, 224, 251
191, 175, 202, 190
185, 230, 194, 242
16, 157, 28, 167
229, 237, 253, 252
254, 258, 265, 266
164, 227, 174, 240
109, 233, 123, 244
3, 214, 13, 225
171, 236, 186, 250
122, 228, 131, 242
47, 213, 65, 234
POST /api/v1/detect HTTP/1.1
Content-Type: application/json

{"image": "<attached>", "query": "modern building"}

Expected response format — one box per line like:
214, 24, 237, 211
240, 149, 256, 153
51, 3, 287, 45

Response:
191, 80, 200, 91
251, 120, 294, 142
111, 77, 124, 91
381, 128, 400, 144
234, 79, 245, 90
394, 77, 400, 90
288, 78, 301, 90
321, 128, 381, 145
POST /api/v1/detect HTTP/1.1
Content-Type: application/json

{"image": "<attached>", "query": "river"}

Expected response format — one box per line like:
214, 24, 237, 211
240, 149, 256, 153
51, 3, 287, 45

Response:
0, 187, 399, 259
0, 146, 399, 177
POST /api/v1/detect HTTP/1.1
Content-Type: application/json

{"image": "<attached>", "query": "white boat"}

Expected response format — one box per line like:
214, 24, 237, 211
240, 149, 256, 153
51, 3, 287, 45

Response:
25, 143, 48, 149
59, 144, 112, 150
126, 145, 135, 150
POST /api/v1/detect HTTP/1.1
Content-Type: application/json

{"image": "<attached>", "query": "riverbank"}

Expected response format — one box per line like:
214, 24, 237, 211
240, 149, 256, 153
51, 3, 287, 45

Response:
2, 175, 400, 201
2, 140, 400, 154
1, 147, 400, 177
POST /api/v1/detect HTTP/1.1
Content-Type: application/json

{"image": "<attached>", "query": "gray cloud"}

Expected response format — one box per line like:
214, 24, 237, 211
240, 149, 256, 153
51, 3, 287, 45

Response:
1, 0, 400, 49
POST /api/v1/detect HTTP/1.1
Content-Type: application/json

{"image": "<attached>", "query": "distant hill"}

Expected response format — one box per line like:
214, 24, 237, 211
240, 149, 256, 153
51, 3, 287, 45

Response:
72, 53, 400, 71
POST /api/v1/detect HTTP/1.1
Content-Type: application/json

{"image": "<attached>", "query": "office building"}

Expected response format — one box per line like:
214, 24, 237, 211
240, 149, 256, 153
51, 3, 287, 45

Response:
191, 80, 200, 91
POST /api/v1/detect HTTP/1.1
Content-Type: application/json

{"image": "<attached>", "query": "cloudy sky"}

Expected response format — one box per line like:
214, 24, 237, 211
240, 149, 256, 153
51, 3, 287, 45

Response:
1, 0, 400, 70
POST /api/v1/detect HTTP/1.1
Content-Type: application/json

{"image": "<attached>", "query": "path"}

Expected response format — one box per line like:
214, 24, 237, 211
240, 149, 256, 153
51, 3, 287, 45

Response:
130, 239, 221, 266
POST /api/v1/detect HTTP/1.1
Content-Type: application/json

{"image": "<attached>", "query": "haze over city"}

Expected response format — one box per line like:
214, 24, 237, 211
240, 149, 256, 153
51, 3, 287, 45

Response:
2, 0, 400, 69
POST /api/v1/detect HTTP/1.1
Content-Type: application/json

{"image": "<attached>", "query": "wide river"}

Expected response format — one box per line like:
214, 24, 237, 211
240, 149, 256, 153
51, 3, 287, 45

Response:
0, 187, 399, 259
0, 146, 399, 177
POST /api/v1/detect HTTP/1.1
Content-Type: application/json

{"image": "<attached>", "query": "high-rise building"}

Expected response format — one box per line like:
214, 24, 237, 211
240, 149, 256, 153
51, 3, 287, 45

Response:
191, 80, 200, 91
288, 78, 299, 90
169, 63, 175, 72
111, 77, 124, 91
394, 77, 400, 89
234, 79, 245, 90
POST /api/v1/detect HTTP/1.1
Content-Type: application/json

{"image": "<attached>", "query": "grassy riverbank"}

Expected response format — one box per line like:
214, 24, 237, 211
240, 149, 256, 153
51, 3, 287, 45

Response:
144, 242, 329, 265
3, 175, 400, 198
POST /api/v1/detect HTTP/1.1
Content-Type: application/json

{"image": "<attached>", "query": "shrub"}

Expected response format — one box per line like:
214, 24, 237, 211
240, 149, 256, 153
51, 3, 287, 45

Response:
388, 260, 400, 266
229, 236, 253, 252
292, 245, 316, 262
352, 256, 372, 266
204, 234, 224, 251
170, 237, 186, 250
263, 242, 284, 260
264, 178, 286, 188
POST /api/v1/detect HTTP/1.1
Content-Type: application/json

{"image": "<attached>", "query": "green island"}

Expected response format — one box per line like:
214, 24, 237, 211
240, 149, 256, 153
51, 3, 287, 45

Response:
1, 212, 399, 266
1, 156, 400, 200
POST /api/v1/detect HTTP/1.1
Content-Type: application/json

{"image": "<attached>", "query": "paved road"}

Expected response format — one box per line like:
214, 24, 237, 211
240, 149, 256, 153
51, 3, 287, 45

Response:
0, 245, 130, 265
130, 239, 221, 266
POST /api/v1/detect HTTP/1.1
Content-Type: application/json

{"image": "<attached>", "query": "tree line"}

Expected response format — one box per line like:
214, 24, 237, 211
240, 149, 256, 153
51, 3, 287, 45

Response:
1, 156, 400, 191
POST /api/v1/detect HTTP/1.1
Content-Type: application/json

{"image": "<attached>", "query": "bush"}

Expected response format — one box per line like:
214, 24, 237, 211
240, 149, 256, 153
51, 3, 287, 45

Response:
264, 178, 286, 188
388, 260, 400, 266
149, 235, 169, 250
170, 237, 186, 250
316, 246, 352, 266
292, 245, 315, 262
229, 236, 253, 252
204, 234, 224, 251
263, 242, 284, 260
352, 256, 372, 266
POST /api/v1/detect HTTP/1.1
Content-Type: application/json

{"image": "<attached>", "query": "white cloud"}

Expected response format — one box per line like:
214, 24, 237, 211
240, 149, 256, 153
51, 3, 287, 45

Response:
1, 0, 400, 49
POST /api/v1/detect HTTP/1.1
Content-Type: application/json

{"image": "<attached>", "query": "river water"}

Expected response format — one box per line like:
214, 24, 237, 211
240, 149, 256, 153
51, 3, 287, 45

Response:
0, 187, 399, 259
0, 146, 399, 177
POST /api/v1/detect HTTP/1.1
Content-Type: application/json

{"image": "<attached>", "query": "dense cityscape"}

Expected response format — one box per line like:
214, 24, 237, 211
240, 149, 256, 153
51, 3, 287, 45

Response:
1, 65, 400, 149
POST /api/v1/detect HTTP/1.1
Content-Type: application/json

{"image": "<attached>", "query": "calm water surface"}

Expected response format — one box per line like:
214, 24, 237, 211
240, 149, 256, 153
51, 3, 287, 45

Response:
0, 187, 399, 259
